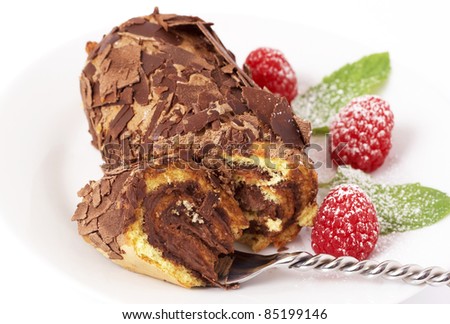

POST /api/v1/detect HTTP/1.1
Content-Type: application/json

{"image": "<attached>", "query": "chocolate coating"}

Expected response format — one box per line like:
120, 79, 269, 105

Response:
80, 8, 312, 169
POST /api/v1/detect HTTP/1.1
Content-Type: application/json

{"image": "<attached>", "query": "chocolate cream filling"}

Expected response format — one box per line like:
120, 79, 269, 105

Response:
233, 175, 303, 237
138, 180, 235, 283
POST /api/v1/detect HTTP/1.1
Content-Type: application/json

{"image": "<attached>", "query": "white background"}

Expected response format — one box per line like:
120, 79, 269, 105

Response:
0, 0, 449, 307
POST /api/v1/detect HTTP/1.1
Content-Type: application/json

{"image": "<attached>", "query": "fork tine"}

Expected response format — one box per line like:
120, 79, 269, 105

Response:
221, 250, 299, 285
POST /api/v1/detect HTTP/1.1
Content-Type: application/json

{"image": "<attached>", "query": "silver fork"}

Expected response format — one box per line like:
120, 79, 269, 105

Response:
220, 250, 450, 287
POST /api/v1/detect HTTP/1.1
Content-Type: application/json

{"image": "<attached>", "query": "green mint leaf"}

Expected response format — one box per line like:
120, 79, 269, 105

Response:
292, 52, 391, 133
328, 166, 450, 235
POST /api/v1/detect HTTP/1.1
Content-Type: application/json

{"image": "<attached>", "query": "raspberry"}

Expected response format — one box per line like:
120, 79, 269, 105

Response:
330, 95, 394, 173
311, 184, 379, 260
245, 47, 298, 102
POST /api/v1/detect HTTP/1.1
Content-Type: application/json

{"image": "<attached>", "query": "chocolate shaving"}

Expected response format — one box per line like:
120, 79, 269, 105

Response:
108, 105, 135, 140
88, 31, 120, 61
108, 251, 122, 260
145, 91, 174, 141
84, 197, 114, 223
78, 183, 93, 197
221, 64, 235, 74
270, 98, 304, 147
123, 21, 181, 45
241, 87, 276, 125
100, 45, 141, 93
293, 116, 311, 146
96, 44, 113, 66
98, 209, 124, 243
100, 178, 112, 196
72, 202, 89, 221
121, 17, 147, 28
108, 239, 122, 257
175, 82, 219, 109
126, 177, 146, 208
79, 75, 93, 108
132, 68, 150, 105
161, 44, 214, 71
198, 92, 218, 110
118, 87, 133, 105
78, 218, 98, 236
141, 51, 166, 75
122, 21, 160, 37
91, 82, 102, 107
225, 89, 247, 114
195, 22, 254, 87
153, 86, 169, 96
162, 15, 211, 28
152, 69, 164, 86
83, 62, 96, 81
88, 232, 111, 253
183, 110, 220, 133
92, 184, 102, 208
152, 8, 170, 31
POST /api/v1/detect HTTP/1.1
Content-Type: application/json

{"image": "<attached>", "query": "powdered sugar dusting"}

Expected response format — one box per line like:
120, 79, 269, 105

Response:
294, 78, 382, 128
292, 52, 390, 131
331, 167, 450, 234
329, 95, 394, 172
312, 184, 379, 260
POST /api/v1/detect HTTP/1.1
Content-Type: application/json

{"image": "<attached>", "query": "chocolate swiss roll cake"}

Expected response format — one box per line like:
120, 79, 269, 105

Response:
73, 8, 318, 287
72, 163, 247, 287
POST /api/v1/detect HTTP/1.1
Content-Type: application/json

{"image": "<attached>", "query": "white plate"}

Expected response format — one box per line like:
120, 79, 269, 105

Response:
0, 15, 449, 303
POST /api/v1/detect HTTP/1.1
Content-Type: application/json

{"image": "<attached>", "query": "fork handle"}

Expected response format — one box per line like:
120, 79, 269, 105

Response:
289, 252, 450, 287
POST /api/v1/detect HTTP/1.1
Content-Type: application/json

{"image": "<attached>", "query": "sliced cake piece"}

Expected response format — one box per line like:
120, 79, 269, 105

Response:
72, 163, 248, 287
74, 8, 318, 286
